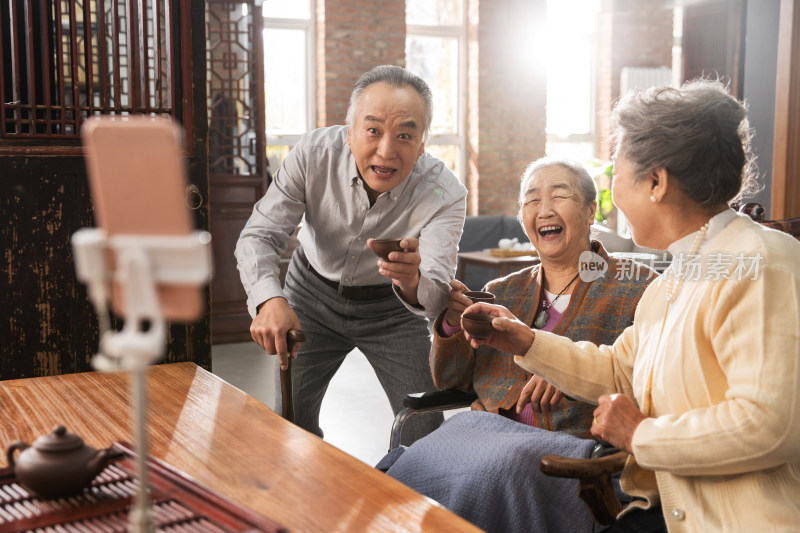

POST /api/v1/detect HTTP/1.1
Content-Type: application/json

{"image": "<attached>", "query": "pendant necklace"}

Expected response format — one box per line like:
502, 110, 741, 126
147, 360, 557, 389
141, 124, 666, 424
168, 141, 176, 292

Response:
533, 272, 580, 329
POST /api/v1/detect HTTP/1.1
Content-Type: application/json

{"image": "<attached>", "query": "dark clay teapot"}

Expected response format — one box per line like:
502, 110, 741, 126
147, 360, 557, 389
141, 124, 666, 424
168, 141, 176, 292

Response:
6, 425, 117, 499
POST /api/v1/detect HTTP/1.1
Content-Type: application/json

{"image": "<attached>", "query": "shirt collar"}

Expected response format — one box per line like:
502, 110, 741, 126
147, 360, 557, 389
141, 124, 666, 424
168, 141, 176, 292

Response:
347, 150, 360, 186
667, 208, 737, 256
390, 167, 415, 200
347, 155, 419, 204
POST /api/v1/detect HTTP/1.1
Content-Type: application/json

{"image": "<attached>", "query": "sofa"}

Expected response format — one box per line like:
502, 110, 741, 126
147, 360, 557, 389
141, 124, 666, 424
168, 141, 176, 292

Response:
456, 216, 666, 291
591, 223, 668, 272
457, 215, 530, 290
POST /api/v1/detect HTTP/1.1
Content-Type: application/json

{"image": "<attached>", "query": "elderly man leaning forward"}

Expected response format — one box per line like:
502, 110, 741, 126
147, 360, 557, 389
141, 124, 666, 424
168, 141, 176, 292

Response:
235, 65, 467, 444
380, 157, 656, 533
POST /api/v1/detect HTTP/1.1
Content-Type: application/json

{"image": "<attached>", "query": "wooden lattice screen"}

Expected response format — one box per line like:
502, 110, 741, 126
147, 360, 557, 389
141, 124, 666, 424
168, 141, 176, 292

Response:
206, 0, 265, 177
205, 0, 267, 343
0, 0, 190, 146
0, 0, 208, 379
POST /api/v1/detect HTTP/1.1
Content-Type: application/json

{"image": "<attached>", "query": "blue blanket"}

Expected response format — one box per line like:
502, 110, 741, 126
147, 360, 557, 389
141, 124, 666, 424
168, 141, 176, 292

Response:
383, 411, 597, 533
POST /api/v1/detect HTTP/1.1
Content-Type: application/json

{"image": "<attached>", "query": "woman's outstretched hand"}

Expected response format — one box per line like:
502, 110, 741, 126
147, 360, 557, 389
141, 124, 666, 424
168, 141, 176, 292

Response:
461, 302, 536, 356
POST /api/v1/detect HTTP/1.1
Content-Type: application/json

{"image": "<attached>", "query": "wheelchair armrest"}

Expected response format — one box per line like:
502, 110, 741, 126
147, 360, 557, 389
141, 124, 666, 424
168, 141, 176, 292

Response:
403, 389, 478, 410
389, 389, 477, 451
539, 450, 628, 525
540, 450, 628, 479
591, 441, 620, 458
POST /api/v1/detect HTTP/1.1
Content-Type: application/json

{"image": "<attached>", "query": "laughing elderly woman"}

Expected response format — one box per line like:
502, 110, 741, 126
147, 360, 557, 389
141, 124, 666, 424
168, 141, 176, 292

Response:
433, 158, 655, 435
468, 79, 800, 532
380, 157, 655, 533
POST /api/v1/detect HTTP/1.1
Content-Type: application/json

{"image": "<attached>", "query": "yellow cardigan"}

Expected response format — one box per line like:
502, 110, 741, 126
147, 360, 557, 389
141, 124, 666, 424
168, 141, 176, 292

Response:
515, 213, 800, 533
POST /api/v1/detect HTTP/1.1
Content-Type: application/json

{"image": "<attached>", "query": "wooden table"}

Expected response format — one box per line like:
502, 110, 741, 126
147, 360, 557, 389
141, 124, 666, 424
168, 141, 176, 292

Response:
0, 363, 481, 532
455, 250, 540, 282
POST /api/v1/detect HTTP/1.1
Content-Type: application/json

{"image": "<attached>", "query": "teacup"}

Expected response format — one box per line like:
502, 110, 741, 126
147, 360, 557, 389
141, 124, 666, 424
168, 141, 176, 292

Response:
464, 290, 496, 304
370, 238, 404, 261
461, 312, 496, 340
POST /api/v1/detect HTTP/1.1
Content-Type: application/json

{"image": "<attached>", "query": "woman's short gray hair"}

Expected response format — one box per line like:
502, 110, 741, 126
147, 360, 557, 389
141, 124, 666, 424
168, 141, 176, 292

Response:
517, 156, 598, 216
345, 65, 433, 141
610, 78, 758, 207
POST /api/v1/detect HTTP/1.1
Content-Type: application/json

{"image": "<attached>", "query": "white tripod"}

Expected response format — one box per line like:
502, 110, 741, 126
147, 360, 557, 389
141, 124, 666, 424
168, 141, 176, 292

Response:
72, 229, 212, 532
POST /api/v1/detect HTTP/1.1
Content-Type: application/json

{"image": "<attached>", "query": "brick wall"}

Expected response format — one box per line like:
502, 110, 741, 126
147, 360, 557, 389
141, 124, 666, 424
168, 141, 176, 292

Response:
595, 0, 673, 159
315, 0, 547, 217
470, 0, 547, 215
316, 0, 406, 126
314, 0, 669, 215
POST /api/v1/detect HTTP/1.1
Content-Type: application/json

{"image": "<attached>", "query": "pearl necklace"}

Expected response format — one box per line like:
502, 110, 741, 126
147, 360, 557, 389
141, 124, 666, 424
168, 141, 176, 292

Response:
664, 222, 710, 303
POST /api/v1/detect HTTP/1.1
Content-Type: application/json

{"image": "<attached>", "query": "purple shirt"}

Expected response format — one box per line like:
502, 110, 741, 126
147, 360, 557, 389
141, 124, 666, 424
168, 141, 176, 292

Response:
503, 304, 564, 425
437, 296, 568, 426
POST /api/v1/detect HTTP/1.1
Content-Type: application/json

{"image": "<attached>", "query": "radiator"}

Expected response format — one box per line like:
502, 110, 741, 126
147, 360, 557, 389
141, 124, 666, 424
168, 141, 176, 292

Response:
620, 67, 673, 94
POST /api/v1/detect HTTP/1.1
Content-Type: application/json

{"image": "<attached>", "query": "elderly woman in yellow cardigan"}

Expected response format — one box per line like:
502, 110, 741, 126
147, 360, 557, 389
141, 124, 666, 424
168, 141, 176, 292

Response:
468, 79, 800, 532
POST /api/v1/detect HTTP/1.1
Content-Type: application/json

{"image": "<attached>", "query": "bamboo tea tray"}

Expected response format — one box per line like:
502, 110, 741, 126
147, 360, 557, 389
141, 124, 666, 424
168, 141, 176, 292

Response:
489, 248, 538, 257
0, 441, 286, 533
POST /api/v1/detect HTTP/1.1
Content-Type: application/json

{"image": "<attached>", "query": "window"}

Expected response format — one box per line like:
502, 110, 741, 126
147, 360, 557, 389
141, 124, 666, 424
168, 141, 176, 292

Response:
406, 0, 467, 182
544, 0, 600, 161
263, 0, 315, 171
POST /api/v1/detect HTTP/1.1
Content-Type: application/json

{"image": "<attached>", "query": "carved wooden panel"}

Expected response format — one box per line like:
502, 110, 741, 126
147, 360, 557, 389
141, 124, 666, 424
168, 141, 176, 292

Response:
206, 1, 267, 344
0, 0, 187, 144
0, 0, 210, 379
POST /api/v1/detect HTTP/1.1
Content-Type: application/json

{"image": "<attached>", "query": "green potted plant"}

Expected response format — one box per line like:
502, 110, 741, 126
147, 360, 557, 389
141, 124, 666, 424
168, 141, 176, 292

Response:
585, 160, 615, 225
